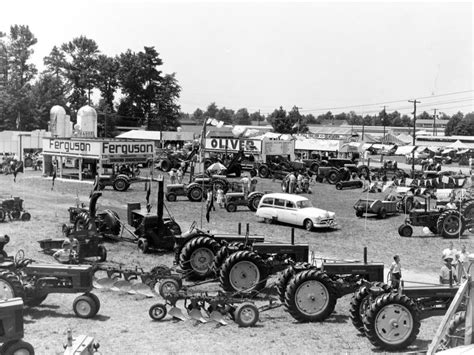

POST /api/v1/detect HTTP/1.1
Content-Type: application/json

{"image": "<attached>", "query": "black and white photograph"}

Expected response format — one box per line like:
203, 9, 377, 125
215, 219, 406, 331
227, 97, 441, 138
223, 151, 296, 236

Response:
0, 0, 473, 354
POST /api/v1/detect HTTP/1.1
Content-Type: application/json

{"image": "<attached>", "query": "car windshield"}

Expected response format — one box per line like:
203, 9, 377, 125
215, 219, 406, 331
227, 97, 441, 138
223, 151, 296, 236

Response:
296, 200, 313, 209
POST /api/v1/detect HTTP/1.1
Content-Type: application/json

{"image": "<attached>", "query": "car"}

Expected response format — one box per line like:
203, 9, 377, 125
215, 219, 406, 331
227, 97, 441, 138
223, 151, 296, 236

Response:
255, 193, 337, 231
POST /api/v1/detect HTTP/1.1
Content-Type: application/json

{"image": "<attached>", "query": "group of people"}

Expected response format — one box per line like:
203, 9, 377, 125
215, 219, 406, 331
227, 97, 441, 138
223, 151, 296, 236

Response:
388, 242, 471, 289
282, 171, 309, 194
168, 166, 185, 184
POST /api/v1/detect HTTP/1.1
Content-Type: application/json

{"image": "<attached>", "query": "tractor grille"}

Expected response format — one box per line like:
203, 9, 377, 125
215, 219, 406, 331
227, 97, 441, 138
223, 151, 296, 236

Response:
15, 309, 24, 333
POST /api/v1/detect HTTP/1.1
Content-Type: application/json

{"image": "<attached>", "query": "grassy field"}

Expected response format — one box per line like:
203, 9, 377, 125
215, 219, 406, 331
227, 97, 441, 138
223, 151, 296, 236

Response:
0, 167, 472, 354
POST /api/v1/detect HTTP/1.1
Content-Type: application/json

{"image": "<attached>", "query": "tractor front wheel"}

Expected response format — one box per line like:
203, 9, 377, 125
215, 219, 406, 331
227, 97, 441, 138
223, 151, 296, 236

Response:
187, 186, 203, 202
284, 270, 337, 322
166, 193, 177, 202
112, 177, 130, 192
73, 294, 98, 318
398, 224, 413, 238
0, 271, 25, 299
258, 165, 270, 178
326, 169, 340, 185
20, 212, 31, 221
363, 293, 420, 350
138, 238, 149, 253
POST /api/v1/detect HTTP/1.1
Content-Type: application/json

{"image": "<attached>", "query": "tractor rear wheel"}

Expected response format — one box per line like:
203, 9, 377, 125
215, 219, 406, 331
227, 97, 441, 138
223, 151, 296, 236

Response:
179, 236, 220, 279
284, 269, 337, 322
437, 210, 465, 238
187, 186, 203, 202
0, 271, 25, 299
327, 169, 340, 184
160, 159, 172, 172
440, 311, 466, 349
276, 266, 296, 304
220, 251, 268, 294
349, 282, 391, 334
363, 293, 420, 350
461, 200, 474, 221
234, 302, 259, 327
0, 208, 5, 222
2, 340, 35, 355
73, 294, 98, 318
212, 242, 245, 274
358, 165, 370, 179
398, 224, 413, 238
74, 212, 90, 231
248, 193, 263, 212
213, 179, 228, 193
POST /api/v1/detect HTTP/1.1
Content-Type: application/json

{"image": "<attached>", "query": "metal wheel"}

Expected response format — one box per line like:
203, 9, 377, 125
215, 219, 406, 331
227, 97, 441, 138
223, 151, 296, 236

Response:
20, 212, 31, 221
166, 193, 177, 202
226, 203, 237, 213
159, 278, 180, 298
437, 210, 465, 238
304, 219, 313, 231
113, 177, 129, 192
234, 302, 259, 327
190, 248, 214, 275
188, 186, 203, 202
149, 303, 167, 321
229, 261, 260, 291
137, 238, 149, 253
220, 251, 267, 293
398, 224, 413, 238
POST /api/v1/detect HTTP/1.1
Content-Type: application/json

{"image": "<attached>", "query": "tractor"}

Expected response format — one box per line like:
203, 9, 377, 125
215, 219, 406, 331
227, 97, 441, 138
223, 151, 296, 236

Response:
174, 221, 265, 279
255, 155, 305, 179
353, 277, 460, 350
156, 146, 198, 173
224, 191, 265, 212
0, 249, 101, 318
68, 192, 121, 237
126, 177, 182, 253
166, 169, 230, 202
398, 198, 474, 238
316, 159, 369, 185
0, 298, 34, 355
203, 149, 246, 177
0, 196, 31, 223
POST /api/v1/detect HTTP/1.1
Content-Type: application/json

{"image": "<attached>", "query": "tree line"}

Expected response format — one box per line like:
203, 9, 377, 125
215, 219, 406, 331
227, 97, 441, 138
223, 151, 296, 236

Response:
0, 25, 181, 136
0, 25, 472, 137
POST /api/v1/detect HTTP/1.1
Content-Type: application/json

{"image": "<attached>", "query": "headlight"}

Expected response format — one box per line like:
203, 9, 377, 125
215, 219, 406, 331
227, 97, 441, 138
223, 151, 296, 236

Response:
315, 216, 322, 223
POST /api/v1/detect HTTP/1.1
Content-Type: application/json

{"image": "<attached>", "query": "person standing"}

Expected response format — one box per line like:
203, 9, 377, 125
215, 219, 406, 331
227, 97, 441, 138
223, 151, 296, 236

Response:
440, 255, 458, 285
469, 156, 473, 174
216, 187, 225, 208
241, 175, 250, 197
442, 242, 458, 260
169, 168, 176, 184
177, 167, 183, 184
250, 175, 258, 193
288, 172, 296, 194
457, 244, 470, 281
388, 255, 402, 290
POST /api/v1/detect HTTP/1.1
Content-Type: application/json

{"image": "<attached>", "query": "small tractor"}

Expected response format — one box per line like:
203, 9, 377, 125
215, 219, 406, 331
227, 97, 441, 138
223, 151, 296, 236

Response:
0, 249, 101, 318
270, 248, 384, 324
316, 159, 369, 185
174, 221, 265, 279
166, 173, 230, 202
352, 277, 460, 350
126, 177, 182, 253
156, 146, 198, 173
0, 196, 31, 223
68, 192, 121, 237
353, 198, 400, 219
223, 191, 264, 212
398, 197, 474, 238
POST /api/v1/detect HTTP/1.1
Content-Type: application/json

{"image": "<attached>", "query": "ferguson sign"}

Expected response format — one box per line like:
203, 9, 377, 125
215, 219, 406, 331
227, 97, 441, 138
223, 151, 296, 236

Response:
43, 139, 154, 158
204, 138, 262, 153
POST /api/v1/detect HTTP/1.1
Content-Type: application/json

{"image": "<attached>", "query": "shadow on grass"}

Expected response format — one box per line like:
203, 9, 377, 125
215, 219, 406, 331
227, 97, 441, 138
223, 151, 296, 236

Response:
25, 307, 111, 322
369, 338, 432, 353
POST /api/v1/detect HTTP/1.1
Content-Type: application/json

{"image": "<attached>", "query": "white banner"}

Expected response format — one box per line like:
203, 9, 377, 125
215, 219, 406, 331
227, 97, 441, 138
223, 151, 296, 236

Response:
204, 138, 262, 153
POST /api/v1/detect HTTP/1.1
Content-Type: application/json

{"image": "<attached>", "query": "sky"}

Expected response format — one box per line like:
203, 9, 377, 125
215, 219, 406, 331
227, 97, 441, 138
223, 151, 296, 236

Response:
1, 0, 473, 117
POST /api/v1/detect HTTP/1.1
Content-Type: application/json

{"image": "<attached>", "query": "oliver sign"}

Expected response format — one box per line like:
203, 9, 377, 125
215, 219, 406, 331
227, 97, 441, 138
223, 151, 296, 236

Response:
204, 138, 262, 153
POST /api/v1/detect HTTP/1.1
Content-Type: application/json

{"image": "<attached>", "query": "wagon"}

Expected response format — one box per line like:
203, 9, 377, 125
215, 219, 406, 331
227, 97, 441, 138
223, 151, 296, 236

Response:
353, 199, 399, 219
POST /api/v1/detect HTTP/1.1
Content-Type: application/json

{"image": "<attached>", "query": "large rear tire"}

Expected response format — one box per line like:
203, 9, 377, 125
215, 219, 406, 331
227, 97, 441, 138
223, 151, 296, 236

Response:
160, 159, 172, 172
258, 165, 270, 178
440, 311, 466, 349
248, 193, 263, 212
187, 185, 204, 202
179, 236, 220, 279
437, 210, 465, 238
2, 340, 35, 355
220, 250, 267, 294
276, 266, 296, 304
363, 293, 420, 351
284, 269, 337, 322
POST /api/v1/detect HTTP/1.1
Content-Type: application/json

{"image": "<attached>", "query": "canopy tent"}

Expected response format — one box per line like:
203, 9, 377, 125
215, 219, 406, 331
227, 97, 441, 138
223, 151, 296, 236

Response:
447, 140, 469, 149
396, 133, 413, 144
441, 148, 455, 154
382, 133, 407, 145
294, 139, 340, 152
394, 145, 416, 155
339, 143, 360, 153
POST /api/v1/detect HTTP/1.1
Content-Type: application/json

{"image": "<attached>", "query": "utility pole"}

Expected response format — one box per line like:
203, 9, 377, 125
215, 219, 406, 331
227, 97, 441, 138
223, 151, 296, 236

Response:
381, 106, 387, 143
293, 106, 303, 134
409, 99, 421, 177
433, 109, 437, 136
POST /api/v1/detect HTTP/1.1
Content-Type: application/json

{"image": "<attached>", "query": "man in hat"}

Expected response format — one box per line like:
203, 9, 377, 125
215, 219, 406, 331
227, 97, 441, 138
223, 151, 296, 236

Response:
439, 254, 458, 285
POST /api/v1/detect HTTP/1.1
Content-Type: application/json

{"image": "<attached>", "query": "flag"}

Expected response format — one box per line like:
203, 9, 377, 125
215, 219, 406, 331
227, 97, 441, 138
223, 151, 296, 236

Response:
205, 190, 214, 223
211, 119, 218, 126
90, 175, 99, 198
206, 118, 213, 125
442, 175, 450, 184
216, 121, 224, 128
146, 178, 151, 204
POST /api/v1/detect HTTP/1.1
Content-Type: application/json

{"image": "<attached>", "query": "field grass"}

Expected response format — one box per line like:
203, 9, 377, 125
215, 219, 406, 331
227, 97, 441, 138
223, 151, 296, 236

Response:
0, 167, 472, 354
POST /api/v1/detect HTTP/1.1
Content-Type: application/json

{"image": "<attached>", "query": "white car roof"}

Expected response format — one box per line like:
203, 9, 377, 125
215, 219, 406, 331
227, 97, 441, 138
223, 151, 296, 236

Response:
260, 193, 308, 203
